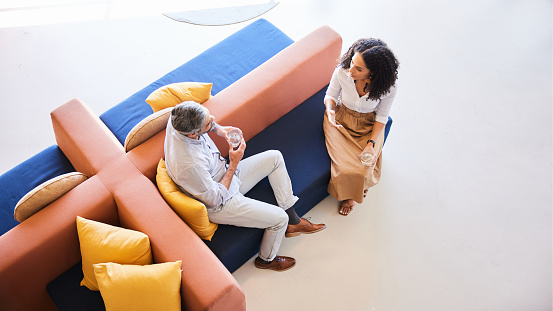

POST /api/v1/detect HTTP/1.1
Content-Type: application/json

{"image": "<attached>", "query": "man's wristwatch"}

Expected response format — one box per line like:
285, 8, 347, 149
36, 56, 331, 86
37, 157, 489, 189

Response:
368, 139, 376, 148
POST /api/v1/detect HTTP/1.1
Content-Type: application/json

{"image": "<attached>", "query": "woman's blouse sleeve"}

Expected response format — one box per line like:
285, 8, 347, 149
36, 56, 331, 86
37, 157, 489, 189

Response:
375, 85, 397, 125
324, 67, 342, 103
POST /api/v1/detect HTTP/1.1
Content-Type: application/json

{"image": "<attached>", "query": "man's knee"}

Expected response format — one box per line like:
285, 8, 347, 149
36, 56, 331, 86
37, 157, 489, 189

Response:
270, 208, 289, 230
266, 150, 284, 166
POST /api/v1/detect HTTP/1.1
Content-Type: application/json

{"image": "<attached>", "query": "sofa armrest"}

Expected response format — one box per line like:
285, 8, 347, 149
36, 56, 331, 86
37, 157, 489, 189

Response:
0, 176, 118, 310
51, 98, 124, 177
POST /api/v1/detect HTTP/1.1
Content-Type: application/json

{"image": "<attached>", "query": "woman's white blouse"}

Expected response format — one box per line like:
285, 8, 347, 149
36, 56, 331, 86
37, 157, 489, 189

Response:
324, 66, 397, 125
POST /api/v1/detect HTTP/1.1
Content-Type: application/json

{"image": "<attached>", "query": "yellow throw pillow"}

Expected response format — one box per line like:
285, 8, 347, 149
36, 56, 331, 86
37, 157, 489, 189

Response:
124, 107, 173, 152
94, 261, 182, 311
146, 82, 212, 112
14, 172, 88, 222
76, 216, 153, 291
156, 159, 218, 240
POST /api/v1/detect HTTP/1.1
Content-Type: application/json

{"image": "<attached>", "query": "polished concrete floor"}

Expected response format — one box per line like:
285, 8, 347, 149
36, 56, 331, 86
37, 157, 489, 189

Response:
1, 0, 551, 310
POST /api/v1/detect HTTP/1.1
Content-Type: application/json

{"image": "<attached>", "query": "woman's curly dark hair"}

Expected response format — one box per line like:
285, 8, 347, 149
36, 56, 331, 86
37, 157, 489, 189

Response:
340, 38, 399, 101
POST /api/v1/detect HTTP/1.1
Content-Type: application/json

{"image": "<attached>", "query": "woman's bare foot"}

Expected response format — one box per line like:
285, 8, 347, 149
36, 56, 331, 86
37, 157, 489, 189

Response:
339, 199, 356, 216
363, 189, 368, 198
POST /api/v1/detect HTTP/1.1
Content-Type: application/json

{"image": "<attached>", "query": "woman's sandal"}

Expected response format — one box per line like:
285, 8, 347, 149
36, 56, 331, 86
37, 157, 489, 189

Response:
339, 199, 356, 216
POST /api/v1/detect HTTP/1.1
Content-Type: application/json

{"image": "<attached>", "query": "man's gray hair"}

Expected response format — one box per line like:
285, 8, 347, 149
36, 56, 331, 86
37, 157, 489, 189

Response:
171, 101, 208, 134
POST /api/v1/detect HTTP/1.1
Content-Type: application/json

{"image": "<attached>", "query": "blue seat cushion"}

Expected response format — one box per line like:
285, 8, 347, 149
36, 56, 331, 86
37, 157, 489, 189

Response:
0, 146, 74, 236
205, 88, 393, 273
99, 18, 293, 145
47, 262, 105, 311
204, 87, 331, 273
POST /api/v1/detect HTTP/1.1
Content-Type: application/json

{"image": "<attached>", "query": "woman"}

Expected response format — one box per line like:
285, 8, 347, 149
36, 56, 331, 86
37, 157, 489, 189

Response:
323, 38, 399, 216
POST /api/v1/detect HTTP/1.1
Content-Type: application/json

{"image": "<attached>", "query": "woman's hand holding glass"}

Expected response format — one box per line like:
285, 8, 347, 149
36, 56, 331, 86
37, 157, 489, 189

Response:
359, 144, 376, 167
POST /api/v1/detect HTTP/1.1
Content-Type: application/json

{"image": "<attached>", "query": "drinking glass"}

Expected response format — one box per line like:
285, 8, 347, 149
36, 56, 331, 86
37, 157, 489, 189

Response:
360, 152, 374, 166
228, 129, 242, 148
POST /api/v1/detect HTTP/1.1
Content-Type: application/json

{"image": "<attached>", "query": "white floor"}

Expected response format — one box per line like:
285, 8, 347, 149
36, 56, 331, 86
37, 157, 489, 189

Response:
1, 0, 551, 310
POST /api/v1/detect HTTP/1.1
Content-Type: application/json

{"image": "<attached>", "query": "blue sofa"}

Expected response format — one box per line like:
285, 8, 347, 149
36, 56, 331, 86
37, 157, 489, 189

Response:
0, 19, 392, 310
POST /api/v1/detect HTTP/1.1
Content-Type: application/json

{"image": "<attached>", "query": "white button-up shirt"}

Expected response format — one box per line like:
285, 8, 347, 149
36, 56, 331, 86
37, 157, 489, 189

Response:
324, 66, 397, 125
164, 120, 241, 209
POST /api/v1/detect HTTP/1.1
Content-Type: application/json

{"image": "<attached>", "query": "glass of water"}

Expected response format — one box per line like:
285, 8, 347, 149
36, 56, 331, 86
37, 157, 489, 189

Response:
228, 129, 242, 149
360, 152, 374, 166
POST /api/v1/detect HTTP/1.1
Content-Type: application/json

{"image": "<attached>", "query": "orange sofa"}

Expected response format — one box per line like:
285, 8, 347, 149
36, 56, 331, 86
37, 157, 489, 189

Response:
0, 98, 245, 311
0, 20, 342, 310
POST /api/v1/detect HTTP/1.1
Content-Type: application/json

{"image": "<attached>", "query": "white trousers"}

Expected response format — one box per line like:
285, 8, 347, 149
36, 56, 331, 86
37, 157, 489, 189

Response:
207, 150, 299, 262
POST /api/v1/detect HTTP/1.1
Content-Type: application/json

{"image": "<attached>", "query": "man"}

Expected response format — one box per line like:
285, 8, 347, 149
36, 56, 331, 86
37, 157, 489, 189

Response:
164, 101, 326, 271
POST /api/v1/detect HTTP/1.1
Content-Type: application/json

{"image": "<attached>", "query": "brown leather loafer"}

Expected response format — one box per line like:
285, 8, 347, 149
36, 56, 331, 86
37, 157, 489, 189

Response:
254, 256, 296, 272
285, 218, 326, 237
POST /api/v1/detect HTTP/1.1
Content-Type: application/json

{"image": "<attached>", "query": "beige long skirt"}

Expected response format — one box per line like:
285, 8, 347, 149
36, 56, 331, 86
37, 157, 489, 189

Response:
323, 105, 385, 203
